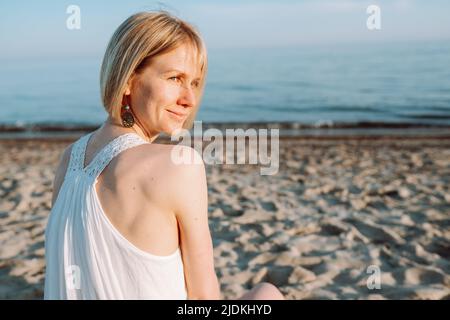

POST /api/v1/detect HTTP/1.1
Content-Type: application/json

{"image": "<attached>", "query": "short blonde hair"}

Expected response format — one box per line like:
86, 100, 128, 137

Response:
100, 11, 207, 130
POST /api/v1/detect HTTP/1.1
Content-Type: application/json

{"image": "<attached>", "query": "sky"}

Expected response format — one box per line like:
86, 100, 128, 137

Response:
0, 0, 449, 59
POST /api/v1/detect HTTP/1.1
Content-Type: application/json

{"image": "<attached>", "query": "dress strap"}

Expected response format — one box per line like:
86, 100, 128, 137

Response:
83, 133, 149, 180
67, 132, 94, 174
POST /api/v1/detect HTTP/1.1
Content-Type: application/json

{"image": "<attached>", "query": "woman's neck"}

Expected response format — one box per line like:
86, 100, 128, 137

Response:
103, 116, 160, 143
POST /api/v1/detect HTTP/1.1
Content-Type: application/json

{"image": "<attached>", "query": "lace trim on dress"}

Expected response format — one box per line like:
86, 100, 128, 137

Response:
68, 132, 149, 179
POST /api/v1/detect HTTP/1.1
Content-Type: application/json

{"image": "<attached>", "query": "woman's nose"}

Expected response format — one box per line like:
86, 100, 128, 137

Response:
178, 85, 196, 108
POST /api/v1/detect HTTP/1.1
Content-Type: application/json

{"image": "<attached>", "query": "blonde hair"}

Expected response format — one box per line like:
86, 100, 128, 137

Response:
100, 11, 207, 130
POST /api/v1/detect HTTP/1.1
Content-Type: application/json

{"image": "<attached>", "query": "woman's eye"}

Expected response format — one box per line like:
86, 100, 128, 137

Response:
169, 76, 199, 88
169, 76, 181, 82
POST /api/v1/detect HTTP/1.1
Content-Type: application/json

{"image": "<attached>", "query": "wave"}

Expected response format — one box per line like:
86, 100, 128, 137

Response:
1, 120, 449, 133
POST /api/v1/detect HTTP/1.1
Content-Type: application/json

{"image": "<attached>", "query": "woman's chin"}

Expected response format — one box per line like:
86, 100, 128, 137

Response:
162, 121, 186, 137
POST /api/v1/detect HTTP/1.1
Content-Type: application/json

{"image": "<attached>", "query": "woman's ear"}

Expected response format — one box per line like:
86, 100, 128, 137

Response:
121, 78, 132, 105
124, 78, 132, 96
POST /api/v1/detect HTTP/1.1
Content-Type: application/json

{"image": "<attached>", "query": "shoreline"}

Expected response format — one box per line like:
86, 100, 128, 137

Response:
1, 121, 449, 131
1, 122, 450, 141
1, 134, 450, 145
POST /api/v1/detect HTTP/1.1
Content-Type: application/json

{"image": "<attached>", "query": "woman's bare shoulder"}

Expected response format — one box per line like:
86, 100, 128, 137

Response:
136, 143, 206, 191
51, 143, 74, 205
55, 143, 74, 179
137, 143, 204, 171
60, 143, 74, 165
129, 144, 206, 217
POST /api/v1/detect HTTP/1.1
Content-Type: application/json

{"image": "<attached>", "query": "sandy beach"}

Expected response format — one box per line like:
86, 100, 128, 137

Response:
0, 134, 449, 299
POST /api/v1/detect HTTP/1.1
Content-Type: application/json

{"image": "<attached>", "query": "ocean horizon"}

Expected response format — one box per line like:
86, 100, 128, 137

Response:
1, 40, 450, 130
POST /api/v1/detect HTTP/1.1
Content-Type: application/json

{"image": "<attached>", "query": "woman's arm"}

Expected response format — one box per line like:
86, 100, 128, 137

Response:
51, 144, 73, 206
170, 146, 221, 300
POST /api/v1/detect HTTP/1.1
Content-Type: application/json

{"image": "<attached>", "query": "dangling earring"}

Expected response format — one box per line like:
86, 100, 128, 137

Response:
121, 105, 135, 128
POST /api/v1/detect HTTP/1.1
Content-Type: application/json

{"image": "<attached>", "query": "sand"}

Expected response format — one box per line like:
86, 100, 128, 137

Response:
0, 136, 449, 299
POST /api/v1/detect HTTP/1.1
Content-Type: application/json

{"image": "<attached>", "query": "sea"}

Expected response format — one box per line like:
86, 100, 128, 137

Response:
1, 40, 449, 137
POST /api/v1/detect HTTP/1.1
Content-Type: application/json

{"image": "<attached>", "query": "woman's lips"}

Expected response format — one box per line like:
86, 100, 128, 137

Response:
166, 109, 187, 121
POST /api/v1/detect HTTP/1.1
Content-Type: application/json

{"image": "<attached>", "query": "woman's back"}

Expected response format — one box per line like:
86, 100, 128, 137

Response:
83, 130, 181, 256
44, 131, 187, 299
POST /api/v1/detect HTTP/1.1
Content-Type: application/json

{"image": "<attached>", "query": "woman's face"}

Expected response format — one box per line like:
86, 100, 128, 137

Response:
126, 43, 202, 136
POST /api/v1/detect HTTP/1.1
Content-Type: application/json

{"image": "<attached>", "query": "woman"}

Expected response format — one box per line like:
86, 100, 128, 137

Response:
44, 11, 284, 300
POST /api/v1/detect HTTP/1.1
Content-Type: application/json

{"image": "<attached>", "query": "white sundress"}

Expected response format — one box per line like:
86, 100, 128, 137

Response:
44, 132, 187, 300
